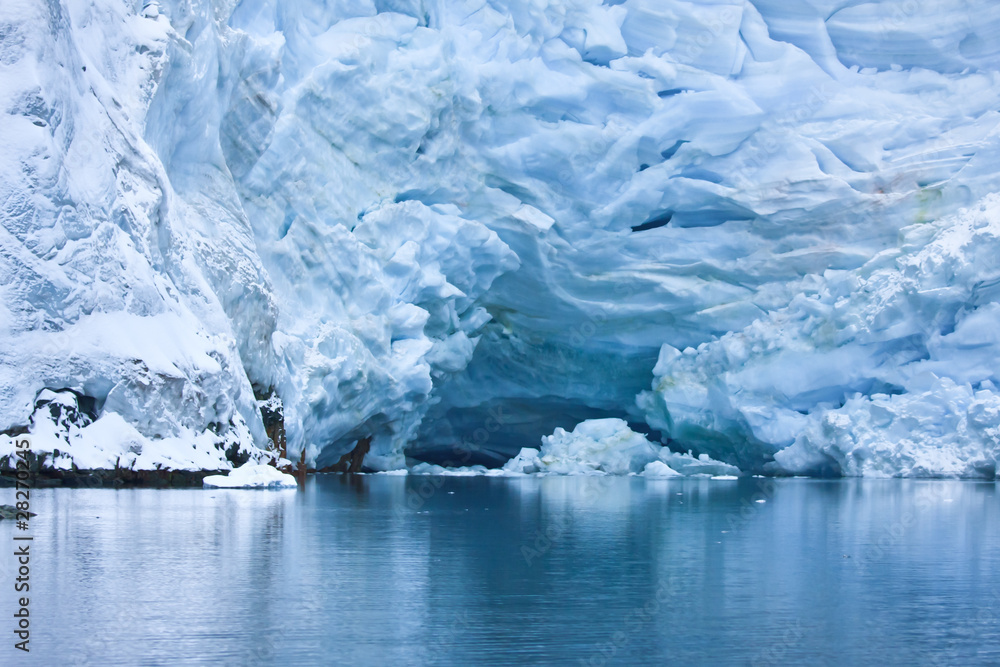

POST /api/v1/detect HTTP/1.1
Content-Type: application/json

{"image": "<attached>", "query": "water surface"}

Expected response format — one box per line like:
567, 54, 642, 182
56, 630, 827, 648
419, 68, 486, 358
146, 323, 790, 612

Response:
2, 476, 999, 665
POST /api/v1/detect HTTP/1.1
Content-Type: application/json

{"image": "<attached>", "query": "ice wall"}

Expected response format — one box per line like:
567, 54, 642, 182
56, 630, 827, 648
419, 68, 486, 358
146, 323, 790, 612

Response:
639, 195, 1000, 477
2, 0, 999, 476
0, 0, 270, 469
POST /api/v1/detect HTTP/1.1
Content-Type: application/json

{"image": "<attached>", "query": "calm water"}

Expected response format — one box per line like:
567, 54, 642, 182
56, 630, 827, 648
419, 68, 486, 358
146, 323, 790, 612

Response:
1, 476, 999, 665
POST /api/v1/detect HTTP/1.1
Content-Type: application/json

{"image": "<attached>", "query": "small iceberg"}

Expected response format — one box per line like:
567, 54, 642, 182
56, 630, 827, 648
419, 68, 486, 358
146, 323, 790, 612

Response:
203, 464, 298, 489
642, 461, 682, 478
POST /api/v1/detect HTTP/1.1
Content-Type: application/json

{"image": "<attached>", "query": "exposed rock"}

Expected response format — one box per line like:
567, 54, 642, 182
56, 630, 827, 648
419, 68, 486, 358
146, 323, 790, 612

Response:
327, 437, 372, 474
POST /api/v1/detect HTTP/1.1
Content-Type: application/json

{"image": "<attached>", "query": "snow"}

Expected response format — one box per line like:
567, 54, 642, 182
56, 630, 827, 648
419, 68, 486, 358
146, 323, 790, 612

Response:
203, 463, 298, 489
2, 0, 1000, 478
0, 394, 250, 472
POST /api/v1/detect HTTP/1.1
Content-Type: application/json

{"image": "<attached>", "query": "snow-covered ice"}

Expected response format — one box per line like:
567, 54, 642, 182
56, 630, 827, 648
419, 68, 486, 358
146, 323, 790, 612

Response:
202, 463, 297, 488
2, 0, 1000, 478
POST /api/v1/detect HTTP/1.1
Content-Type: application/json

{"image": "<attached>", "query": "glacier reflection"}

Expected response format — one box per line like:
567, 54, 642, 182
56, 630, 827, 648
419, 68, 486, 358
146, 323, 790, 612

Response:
5, 477, 998, 665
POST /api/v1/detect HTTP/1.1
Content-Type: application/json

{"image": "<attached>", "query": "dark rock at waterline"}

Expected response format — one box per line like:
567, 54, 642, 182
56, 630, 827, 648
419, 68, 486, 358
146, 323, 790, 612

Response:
254, 385, 287, 461
0, 505, 37, 519
325, 436, 372, 473
0, 468, 227, 488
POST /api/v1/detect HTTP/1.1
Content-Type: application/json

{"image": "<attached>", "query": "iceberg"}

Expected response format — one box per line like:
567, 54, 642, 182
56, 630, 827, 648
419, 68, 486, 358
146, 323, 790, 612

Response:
2, 0, 999, 478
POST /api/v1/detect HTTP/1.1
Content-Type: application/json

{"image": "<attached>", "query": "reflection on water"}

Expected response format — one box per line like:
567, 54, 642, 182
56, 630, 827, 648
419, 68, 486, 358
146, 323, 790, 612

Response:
2, 477, 999, 665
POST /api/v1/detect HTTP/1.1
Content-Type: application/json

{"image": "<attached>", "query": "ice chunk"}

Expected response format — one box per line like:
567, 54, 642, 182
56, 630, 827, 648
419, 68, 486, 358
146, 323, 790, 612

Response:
203, 464, 298, 489
658, 451, 742, 478
641, 461, 681, 478
409, 462, 492, 476
502, 447, 543, 474
527, 418, 660, 475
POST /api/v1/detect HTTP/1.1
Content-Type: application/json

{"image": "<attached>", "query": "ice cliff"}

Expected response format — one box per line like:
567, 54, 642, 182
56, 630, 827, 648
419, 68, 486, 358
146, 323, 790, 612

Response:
2, 0, 999, 477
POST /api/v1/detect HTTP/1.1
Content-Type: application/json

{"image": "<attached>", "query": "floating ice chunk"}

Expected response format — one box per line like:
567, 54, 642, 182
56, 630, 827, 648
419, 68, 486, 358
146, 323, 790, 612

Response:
502, 447, 543, 474
408, 420, 668, 476
203, 464, 297, 489
409, 462, 491, 476
642, 461, 681, 478
658, 450, 742, 477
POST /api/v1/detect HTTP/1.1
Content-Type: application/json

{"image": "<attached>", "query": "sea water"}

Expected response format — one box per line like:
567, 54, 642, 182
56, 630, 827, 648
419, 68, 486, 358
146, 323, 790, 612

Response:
2, 476, 999, 665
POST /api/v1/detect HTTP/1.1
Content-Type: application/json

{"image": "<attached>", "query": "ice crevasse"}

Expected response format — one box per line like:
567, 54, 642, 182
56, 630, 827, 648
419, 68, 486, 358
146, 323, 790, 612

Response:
1, 0, 999, 478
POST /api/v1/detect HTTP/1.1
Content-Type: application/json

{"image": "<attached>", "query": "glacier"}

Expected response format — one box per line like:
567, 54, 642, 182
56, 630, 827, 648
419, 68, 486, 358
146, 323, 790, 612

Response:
1, 0, 1000, 478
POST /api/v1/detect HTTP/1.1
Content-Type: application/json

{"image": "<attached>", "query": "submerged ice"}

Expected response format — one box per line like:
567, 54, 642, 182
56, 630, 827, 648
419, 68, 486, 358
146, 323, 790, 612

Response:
2, 0, 1000, 477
